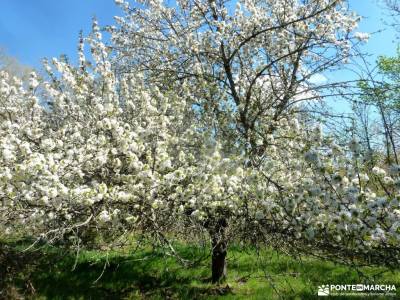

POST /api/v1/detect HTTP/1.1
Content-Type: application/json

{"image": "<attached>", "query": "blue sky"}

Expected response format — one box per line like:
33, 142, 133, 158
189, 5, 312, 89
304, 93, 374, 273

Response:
352, 0, 398, 56
0, 0, 120, 68
0, 0, 397, 69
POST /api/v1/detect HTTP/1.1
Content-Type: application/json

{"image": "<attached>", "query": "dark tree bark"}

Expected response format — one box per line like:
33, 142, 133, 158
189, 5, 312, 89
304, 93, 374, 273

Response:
206, 216, 228, 283
211, 234, 227, 283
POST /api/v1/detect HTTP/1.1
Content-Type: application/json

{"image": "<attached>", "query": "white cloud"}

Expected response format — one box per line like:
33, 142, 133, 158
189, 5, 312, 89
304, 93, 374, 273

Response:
309, 73, 327, 84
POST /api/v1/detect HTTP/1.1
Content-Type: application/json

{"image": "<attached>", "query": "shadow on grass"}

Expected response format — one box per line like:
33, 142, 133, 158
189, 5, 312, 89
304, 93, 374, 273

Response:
3, 241, 233, 300
3, 240, 400, 299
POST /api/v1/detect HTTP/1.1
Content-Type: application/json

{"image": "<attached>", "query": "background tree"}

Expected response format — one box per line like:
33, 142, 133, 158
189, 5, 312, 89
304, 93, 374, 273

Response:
0, 48, 32, 80
356, 54, 400, 166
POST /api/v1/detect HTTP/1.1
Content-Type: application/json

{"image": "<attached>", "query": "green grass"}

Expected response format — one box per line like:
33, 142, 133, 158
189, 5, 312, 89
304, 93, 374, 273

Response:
2, 240, 400, 299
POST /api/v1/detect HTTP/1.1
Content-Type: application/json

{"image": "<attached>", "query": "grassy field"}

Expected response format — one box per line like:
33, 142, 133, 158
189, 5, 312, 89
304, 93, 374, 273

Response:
1, 239, 400, 299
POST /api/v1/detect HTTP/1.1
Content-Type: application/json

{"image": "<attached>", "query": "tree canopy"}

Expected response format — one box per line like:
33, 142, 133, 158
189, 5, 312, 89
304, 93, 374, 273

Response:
1, 0, 400, 283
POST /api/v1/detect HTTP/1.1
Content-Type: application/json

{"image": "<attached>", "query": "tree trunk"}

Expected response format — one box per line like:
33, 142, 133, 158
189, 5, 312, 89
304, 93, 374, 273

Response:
211, 235, 227, 283
206, 215, 228, 283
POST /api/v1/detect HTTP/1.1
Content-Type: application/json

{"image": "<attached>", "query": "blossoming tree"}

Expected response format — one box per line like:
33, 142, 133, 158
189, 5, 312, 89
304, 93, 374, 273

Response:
1, 0, 400, 284
108, 0, 387, 279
